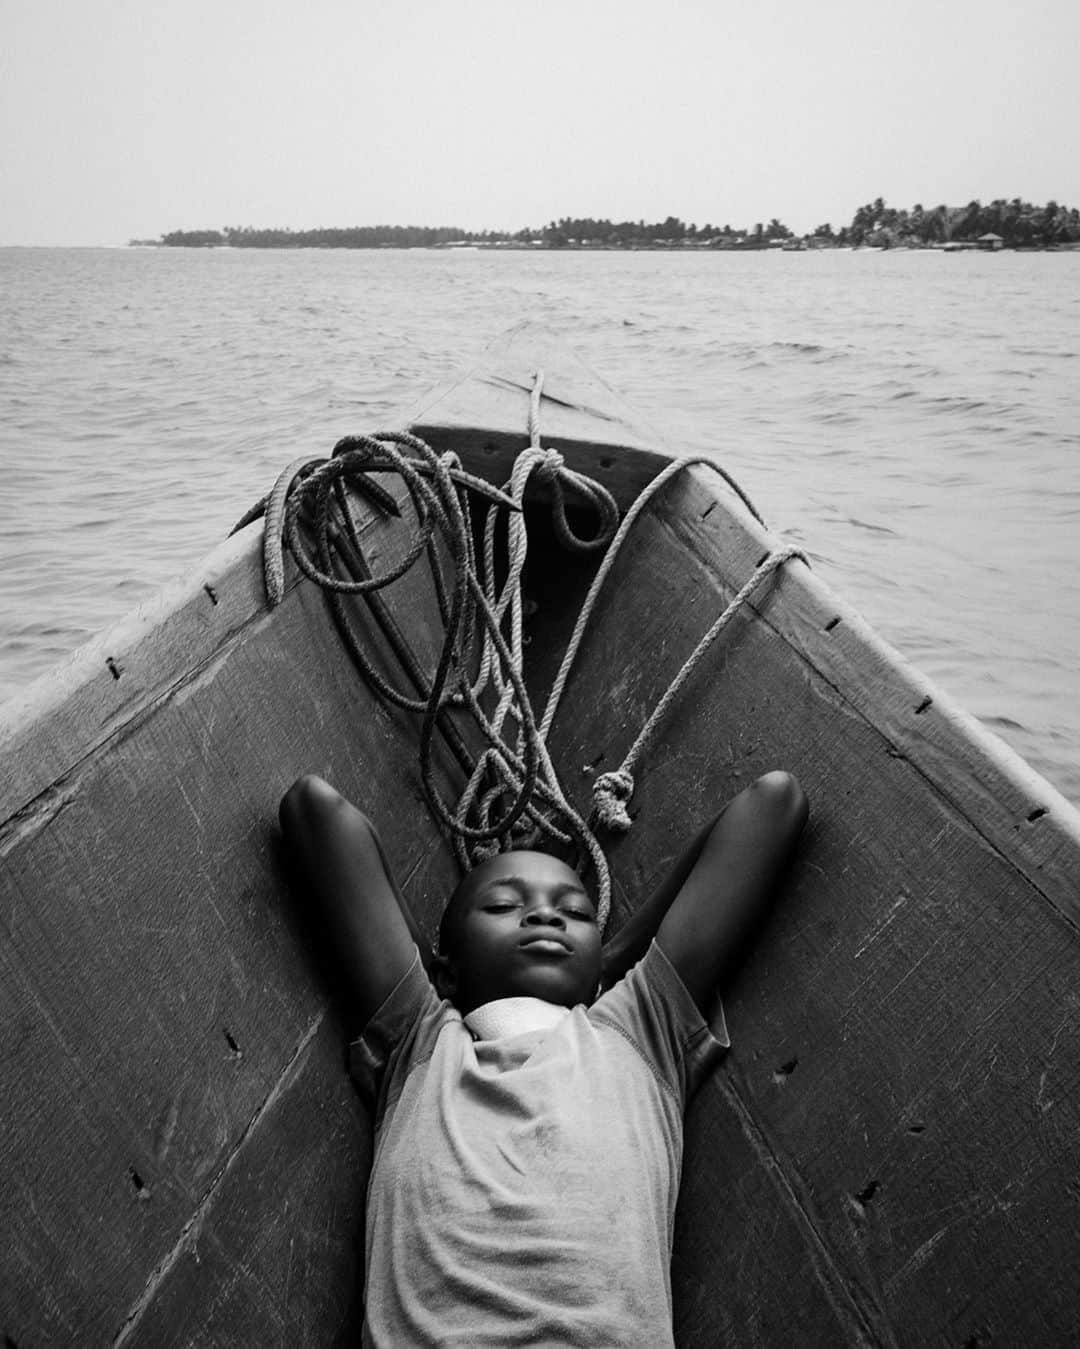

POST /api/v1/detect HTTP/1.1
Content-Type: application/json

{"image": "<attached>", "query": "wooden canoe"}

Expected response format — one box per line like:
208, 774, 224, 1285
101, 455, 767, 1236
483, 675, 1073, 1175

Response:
3, 322, 1080, 1347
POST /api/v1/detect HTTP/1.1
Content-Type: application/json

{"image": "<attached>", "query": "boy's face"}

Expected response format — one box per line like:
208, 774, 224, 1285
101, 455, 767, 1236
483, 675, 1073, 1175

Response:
436, 851, 602, 1013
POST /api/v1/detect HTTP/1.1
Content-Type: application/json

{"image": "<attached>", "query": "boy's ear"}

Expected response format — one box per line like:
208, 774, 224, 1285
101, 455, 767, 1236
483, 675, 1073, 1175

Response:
431, 953, 458, 1002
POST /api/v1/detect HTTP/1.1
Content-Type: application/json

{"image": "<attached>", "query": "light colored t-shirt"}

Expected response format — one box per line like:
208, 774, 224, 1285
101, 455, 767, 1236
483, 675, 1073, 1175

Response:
350, 940, 728, 1349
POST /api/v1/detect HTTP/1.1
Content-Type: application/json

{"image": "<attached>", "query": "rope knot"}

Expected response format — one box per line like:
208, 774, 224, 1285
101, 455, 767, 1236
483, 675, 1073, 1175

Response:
535, 449, 565, 482
592, 768, 635, 833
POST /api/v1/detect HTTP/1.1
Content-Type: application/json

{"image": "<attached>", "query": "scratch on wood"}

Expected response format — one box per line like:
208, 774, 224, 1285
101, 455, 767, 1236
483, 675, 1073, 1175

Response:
715, 1074, 900, 1349
199, 887, 230, 934
854, 894, 909, 959
886, 1226, 948, 1290
965, 975, 1032, 1039
110, 1013, 324, 1348
1036, 1071, 1054, 1114
1046, 1008, 1071, 1059
399, 852, 428, 893
908, 1168, 1031, 1241
862, 929, 951, 1006
153, 1099, 180, 1162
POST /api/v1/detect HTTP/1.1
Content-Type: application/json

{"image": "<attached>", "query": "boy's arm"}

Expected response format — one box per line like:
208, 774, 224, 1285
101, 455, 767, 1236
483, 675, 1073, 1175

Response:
279, 774, 426, 1026
599, 813, 717, 989
602, 771, 808, 1012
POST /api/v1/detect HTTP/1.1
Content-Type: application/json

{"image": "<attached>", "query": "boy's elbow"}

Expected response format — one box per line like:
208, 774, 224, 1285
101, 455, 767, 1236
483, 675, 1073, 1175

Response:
752, 769, 809, 831
280, 773, 354, 835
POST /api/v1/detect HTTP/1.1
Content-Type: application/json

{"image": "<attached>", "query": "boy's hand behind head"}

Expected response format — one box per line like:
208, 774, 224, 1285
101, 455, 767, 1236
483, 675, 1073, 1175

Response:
434, 851, 602, 1013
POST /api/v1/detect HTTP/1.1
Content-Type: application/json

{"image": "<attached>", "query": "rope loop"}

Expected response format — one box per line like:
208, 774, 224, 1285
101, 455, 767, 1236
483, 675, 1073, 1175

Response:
588, 543, 807, 831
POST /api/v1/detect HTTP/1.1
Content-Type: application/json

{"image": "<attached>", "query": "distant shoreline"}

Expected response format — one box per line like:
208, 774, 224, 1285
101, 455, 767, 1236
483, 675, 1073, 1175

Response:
138, 201, 1080, 254
129, 239, 1080, 254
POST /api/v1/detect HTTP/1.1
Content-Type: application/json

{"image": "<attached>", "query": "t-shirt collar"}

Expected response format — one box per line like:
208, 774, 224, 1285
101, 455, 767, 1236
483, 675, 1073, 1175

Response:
464, 996, 571, 1041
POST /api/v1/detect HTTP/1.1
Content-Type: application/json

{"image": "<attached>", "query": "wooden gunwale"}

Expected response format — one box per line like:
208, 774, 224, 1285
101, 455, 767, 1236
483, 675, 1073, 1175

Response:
0, 522, 283, 829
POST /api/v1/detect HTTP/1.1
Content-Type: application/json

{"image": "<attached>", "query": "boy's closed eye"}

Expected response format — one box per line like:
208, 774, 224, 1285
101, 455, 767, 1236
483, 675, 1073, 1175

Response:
482, 900, 596, 922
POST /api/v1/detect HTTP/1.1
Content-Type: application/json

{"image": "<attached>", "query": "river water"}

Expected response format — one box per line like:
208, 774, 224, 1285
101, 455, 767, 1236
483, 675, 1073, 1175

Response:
1, 245, 1078, 804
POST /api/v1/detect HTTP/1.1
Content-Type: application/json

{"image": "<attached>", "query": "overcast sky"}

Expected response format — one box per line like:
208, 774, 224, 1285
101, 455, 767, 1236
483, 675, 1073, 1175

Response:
2, 0, 1077, 246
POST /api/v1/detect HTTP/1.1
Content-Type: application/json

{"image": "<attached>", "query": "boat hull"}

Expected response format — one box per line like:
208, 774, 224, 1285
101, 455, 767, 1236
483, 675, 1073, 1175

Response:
3, 322, 1080, 1345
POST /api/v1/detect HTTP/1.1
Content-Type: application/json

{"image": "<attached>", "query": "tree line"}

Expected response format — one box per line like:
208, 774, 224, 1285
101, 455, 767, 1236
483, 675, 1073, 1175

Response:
155, 199, 1080, 251
837, 197, 1080, 248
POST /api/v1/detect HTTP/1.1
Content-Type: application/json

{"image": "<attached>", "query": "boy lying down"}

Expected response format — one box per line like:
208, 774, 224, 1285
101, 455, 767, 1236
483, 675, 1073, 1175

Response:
280, 769, 808, 1348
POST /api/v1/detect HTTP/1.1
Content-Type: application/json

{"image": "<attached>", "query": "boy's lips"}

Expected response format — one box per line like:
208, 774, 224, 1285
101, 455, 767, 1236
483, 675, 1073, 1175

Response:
518, 934, 572, 956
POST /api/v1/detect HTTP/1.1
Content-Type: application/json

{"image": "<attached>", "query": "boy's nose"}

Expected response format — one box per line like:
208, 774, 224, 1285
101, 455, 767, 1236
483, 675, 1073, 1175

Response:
523, 904, 565, 928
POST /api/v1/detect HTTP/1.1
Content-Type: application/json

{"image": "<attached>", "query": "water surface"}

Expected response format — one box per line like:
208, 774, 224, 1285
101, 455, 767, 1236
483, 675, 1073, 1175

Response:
1, 246, 1077, 803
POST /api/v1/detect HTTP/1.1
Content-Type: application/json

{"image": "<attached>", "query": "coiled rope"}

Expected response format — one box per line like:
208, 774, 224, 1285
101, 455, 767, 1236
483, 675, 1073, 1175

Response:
240, 372, 806, 925
234, 399, 622, 926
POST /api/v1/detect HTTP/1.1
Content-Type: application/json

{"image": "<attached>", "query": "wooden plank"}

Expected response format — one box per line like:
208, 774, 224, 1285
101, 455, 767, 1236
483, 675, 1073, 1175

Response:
115, 1017, 370, 1348
0, 506, 462, 1342
673, 1075, 883, 1348
534, 484, 1080, 1344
